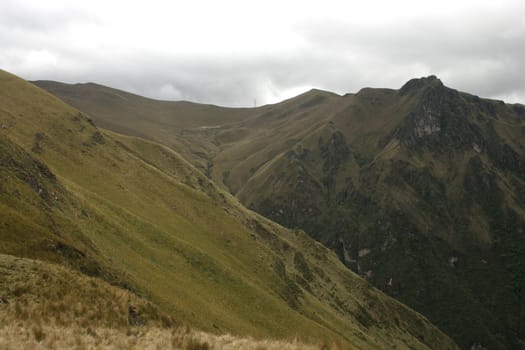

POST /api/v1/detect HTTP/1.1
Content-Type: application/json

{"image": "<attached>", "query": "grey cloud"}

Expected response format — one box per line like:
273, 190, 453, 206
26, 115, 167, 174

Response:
294, 6, 525, 102
1, 1, 525, 106
0, 2, 100, 35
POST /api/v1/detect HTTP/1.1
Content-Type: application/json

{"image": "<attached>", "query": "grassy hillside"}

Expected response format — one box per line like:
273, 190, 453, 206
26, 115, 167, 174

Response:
33, 80, 267, 173
36, 76, 525, 349
0, 69, 458, 349
0, 253, 319, 349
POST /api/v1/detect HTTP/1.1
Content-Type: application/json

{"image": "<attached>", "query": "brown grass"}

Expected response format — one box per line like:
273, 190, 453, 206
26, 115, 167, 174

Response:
0, 254, 326, 350
0, 324, 325, 350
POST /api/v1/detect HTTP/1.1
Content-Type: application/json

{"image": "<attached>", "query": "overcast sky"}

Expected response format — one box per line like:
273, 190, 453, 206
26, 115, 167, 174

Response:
1, 0, 524, 106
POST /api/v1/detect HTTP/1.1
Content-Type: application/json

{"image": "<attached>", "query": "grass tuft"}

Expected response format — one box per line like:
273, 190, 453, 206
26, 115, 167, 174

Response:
32, 324, 46, 342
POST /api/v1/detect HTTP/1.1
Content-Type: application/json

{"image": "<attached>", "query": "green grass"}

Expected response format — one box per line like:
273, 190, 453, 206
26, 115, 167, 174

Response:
34, 75, 525, 348
0, 69, 459, 349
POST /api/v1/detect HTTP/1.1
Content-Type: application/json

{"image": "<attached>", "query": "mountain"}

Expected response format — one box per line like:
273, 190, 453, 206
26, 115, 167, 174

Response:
32, 80, 266, 173
35, 75, 525, 349
0, 69, 459, 349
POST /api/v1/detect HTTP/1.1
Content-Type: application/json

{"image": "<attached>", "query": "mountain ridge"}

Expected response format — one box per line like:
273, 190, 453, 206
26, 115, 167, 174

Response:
34, 75, 525, 349
0, 69, 460, 349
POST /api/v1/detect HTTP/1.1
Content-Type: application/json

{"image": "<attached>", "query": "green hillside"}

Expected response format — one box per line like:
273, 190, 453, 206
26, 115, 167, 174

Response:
35, 76, 525, 349
0, 69, 458, 349
32, 80, 266, 173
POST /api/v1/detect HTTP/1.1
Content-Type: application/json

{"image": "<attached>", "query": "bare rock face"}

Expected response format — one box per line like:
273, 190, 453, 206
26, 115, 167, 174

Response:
392, 76, 452, 147
414, 104, 441, 137
391, 77, 491, 154
399, 75, 444, 96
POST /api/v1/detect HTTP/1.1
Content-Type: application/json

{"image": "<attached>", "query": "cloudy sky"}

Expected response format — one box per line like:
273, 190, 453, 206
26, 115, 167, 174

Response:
1, 0, 524, 106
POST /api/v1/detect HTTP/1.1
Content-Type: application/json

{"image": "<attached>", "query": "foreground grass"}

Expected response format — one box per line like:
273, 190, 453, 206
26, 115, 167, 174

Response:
0, 254, 324, 350
0, 325, 326, 350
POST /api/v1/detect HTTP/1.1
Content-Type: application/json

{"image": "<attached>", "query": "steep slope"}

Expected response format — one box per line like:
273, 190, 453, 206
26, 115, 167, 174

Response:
0, 253, 317, 350
36, 76, 525, 349
0, 253, 176, 349
0, 70, 458, 349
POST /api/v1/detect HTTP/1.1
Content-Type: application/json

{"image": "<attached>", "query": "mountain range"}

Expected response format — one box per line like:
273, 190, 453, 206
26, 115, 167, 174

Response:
33, 75, 525, 349
0, 68, 461, 349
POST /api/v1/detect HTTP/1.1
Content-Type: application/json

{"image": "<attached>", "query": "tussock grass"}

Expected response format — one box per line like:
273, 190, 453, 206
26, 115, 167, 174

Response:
0, 254, 323, 350
0, 254, 173, 329
0, 325, 325, 350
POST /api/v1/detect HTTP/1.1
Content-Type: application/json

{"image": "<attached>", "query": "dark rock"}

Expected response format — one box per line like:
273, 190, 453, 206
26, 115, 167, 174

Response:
392, 85, 485, 152
399, 75, 443, 96
128, 305, 145, 326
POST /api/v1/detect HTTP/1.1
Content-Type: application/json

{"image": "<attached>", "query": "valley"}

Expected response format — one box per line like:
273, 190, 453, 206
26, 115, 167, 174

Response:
35, 75, 525, 349
0, 69, 459, 349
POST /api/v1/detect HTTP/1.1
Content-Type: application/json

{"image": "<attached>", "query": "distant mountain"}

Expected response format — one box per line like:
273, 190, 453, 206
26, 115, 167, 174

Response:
35, 76, 525, 349
0, 69, 458, 349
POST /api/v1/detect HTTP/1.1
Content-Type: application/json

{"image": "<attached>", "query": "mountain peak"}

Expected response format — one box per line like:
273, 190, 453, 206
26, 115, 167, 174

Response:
300, 88, 340, 98
399, 75, 444, 95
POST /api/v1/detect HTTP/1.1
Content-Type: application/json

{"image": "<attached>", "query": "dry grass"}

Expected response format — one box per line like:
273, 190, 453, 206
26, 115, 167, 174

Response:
0, 324, 326, 350
0, 254, 327, 350
0, 255, 172, 330
189, 331, 327, 350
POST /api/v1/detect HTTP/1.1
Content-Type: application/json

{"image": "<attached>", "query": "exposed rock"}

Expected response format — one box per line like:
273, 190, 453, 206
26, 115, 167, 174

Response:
358, 248, 371, 257
128, 305, 145, 326
414, 105, 441, 137
449, 256, 459, 268
339, 236, 353, 268
399, 75, 443, 96
469, 342, 487, 350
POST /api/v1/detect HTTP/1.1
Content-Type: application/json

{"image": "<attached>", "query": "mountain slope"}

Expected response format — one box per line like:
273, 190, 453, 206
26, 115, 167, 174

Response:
0, 69, 458, 349
32, 80, 266, 173
0, 253, 319, 350
35, 76, 525, 349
